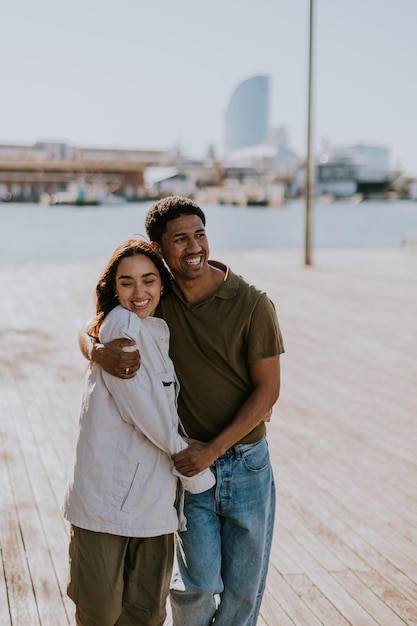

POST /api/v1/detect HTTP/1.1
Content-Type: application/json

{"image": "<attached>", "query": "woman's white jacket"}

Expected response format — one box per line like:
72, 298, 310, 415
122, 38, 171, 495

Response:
63, 306, 213, 538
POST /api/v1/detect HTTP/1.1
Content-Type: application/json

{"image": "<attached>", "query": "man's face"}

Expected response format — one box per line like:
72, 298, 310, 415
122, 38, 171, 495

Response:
157, 214, 209, 280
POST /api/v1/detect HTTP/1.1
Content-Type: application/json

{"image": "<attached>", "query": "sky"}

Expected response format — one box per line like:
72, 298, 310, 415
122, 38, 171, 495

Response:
2, 0, 417, 175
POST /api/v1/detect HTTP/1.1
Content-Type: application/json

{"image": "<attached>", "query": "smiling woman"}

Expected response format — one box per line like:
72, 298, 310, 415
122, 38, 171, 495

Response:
62, 237, 215, 626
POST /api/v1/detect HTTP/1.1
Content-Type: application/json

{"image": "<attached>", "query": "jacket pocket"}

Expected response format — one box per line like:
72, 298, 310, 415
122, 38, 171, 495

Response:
159, 370, 178, 407
120, 462, 143, 513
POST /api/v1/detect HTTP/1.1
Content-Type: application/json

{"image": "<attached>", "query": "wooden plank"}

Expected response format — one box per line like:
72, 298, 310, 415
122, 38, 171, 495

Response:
259, 583, 295, 626
0, 384, 71, 625
0, 387, 13, 626
334, 569, 412, 626
0, 385, 40, 624
0, 513, 39, 624
284, 573, 351, 626
266, 564, 323, 625
295, 568, 381, 626
271, 525, 375, 624
0, 548, 11, 626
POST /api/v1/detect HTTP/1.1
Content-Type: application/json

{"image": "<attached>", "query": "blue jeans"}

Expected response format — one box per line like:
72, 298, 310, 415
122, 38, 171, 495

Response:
170, 437, 276, 626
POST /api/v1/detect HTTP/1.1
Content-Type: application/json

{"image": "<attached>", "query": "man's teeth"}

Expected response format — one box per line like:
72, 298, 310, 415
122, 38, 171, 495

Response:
186, 257, 201, 265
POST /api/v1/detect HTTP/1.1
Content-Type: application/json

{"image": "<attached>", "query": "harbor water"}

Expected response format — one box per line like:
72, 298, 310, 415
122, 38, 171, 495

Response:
1, 199, 416, 265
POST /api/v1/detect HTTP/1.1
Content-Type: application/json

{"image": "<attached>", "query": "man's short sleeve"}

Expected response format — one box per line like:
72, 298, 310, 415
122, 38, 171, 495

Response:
246, 293, 285, 363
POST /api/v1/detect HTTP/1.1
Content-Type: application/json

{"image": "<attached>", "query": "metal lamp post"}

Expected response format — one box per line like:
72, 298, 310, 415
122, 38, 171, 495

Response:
305, 0, 314, 266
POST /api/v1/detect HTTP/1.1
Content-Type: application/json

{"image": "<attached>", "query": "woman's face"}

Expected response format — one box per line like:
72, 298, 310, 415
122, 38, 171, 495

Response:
115, 254, 162, 318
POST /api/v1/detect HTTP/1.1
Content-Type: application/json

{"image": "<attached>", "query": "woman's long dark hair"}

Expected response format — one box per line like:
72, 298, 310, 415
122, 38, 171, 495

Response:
87, 239, 171, 340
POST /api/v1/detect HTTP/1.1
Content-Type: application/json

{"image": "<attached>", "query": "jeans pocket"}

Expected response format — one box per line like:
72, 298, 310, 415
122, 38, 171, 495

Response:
240, 438, 270, 473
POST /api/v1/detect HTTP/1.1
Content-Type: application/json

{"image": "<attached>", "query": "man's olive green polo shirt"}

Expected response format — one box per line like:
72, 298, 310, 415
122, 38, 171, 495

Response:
157, 261, 284, 445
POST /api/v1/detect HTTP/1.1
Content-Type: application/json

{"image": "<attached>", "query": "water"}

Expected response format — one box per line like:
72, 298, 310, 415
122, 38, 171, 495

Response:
1, 199, 416, 264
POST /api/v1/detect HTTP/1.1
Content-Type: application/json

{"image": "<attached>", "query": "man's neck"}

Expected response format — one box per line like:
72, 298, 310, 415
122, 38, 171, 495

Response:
175, 263, 226, 304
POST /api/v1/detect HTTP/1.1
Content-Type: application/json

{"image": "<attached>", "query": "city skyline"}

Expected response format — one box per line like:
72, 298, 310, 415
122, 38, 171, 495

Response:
2, 0, 416, 175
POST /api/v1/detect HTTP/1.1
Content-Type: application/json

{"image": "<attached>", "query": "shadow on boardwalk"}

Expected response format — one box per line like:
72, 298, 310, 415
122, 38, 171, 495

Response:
1, 248, 416, 625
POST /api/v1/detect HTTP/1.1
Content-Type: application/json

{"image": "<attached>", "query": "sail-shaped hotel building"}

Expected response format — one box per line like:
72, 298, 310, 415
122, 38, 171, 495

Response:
224, 75, 270, 155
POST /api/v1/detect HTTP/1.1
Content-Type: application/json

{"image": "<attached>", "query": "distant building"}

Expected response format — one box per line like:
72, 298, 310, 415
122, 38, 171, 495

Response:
331, 145, 390, 170
0, 140, 171, 202
0, 140, 170, 165
290, 143, 397, 198
316, 144, 394, 198
224, 76, 299, 174
144, 166, 196, 197
224, 75, 270, 154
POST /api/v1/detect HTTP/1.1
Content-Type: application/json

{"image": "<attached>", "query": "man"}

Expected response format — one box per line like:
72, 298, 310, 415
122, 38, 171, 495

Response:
80, 196, 284, 626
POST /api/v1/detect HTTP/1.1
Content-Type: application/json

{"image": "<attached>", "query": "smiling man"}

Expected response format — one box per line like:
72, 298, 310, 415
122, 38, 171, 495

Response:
85, 196, 285, 626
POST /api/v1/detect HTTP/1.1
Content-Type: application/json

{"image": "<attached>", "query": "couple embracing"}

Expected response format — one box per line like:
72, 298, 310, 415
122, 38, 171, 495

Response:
63, 195, 284, 626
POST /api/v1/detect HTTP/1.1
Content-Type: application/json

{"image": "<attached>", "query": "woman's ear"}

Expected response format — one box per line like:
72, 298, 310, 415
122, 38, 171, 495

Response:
150, 241, 162, 255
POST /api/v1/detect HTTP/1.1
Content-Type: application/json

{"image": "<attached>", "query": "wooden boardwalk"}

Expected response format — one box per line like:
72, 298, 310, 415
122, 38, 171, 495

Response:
1, 247, 416, 625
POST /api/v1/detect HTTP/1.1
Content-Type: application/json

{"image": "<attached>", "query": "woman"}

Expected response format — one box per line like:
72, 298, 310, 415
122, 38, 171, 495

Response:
63, 239, 215, 626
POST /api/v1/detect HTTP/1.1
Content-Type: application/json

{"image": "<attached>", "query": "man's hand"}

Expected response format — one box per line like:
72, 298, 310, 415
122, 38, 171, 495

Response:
172, 440, 219, 476
92, 338, 140, 379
